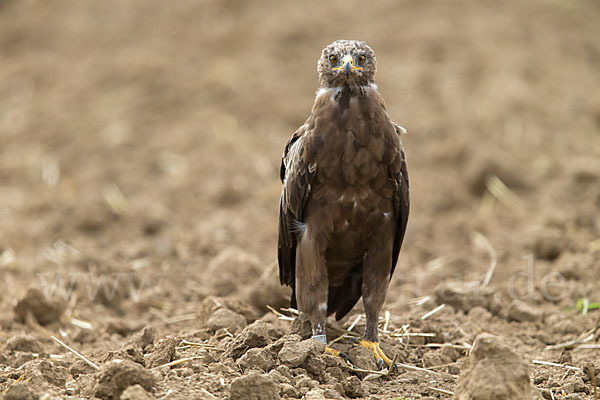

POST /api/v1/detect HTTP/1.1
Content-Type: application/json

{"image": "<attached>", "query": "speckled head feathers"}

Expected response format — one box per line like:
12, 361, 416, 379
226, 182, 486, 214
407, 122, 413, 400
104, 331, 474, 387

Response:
318, 40, 377, 88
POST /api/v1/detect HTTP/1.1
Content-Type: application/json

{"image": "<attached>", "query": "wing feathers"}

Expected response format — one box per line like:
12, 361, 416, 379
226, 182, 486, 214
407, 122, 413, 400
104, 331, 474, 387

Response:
278, 128, 315, 288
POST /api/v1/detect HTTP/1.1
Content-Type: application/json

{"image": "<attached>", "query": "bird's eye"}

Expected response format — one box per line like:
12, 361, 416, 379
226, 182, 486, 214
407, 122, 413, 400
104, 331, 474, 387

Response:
329, 55, 338, 64
357, 55, 366, 64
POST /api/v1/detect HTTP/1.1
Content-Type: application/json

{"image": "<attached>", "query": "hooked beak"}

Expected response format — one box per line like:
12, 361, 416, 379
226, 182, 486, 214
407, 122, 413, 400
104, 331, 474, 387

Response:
333, 55, 363, 79
343, 55, 352, 77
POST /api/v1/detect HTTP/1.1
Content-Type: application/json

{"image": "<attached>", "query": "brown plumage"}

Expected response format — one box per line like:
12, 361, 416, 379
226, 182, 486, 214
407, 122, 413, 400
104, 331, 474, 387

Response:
278, 40, 409, 367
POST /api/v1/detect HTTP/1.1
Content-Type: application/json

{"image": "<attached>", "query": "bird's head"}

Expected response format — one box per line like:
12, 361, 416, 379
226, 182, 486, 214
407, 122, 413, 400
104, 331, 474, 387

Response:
318, 40, 377, 88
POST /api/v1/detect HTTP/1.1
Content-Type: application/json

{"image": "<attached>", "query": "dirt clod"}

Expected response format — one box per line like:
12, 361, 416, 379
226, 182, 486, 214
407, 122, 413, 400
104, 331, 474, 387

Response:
14, 289, 65, 326
435, 282, 495, 313
342, 376, 366, 398
3, 383, 38, 400
346, 345, 378, 371
6, 335, 43, 353
131, 327, 155, 350
507, 300, 542, 323
237, 346, 275, 372
465, 153, 528, 196
93, 359, 156, 400
146, 336, 178, 368
304, 387, 326, 399
207, 308, 247, 333
228, 320, 272, 360
229, 371, 280, 400
289, 314, 313, 339
203, 247, 263, 297
533, 232, 569, 261
278, 337, 324, 368
120, 384, 155, 400
455, 333, 533, 399
280, 382, 298, 398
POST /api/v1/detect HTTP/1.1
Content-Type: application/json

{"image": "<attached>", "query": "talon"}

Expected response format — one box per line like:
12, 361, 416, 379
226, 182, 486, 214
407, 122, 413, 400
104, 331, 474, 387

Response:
340, 351, 353, 365
324, 346, 354, 365
359, 339, 395, 370
324, 346, 341, 357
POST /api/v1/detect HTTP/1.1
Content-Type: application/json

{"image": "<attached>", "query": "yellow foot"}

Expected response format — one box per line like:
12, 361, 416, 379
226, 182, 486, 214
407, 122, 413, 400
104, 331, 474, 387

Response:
325, 346, 351, 362
359, 339, 397, 371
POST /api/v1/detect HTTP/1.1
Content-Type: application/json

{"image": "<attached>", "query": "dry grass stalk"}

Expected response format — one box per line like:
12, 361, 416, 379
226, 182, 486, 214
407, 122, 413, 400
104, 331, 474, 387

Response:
64, 294, 78, 319
588, 238, 600, 253
560, 369, 573, 382
387, 353, 399, 377
180, 339, 220, 349
428, 361, 459, 370
266, 305, 295, 321
348, 359, 440, 377
102, 183, 130, 215
222, 328, 234, 338
392, 332, 436, 338
49, 354, 65, 361
156, 389, 174, 400
471, 231, 497, 287
417, 343, 471, 351
532, 360, 581, 371
200, 388, 217, 399
394, 361, 441, 375
328, 332, 353, 346
409, 296, 432, 306
51, 335, 99, 370
348, 365, 387, 377
162, 314, 196, 325
2, 372, 27, 395
589, 363, 598, 400
383, 310, 391, 333
347, 314, 362, 332
326, 325, 360, 337
150, 307, 170, 322
544, 332, 595, 350
486, 175, 524, 212
421, 304, 445, 320
152, 356, 204, 369
281, 307, 300, 315
575, 344, 600, 350
70, 317, 93, 330
428, 387, 453, 396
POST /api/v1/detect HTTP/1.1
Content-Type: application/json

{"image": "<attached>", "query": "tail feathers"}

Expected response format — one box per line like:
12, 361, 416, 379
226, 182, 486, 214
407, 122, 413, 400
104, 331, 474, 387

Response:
290, 286, 297, 309
328, 264, 363, 321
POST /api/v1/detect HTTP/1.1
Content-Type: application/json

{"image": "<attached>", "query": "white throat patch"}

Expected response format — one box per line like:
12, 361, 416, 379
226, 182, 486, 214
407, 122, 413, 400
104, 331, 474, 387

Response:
316, 83, 378, 101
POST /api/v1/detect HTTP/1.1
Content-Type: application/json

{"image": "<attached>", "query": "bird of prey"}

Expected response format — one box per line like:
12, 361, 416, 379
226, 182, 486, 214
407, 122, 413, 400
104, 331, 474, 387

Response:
277, 40, 409, 368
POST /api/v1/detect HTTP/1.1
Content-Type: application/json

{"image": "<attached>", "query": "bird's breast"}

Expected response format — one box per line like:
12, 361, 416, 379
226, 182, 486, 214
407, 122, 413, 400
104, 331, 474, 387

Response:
310, 87, 399, 186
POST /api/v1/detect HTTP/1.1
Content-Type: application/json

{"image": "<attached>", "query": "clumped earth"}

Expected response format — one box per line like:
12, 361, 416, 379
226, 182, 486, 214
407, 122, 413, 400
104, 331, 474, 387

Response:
1, 0, 599, 399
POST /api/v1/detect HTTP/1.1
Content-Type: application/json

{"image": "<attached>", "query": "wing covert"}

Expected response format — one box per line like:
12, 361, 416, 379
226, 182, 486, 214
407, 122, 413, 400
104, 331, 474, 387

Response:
390, 136, 410, 278
278, 127, 316, 288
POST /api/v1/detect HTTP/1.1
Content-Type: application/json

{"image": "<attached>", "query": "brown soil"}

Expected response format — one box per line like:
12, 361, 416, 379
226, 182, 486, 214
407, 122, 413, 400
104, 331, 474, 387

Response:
1, 0, 600, 399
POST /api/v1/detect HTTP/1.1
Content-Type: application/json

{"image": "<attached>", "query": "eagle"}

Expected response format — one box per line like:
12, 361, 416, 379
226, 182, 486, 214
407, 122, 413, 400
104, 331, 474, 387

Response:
277, 40, 410, 368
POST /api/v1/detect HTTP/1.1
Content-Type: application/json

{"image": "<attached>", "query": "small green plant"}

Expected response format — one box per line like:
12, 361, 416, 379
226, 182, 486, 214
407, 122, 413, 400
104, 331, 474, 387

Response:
576, 298, 600, 315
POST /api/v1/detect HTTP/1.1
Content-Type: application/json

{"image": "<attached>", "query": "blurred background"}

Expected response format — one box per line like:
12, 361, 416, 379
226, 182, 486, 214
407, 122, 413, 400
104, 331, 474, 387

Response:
1, 0, 599, 362
1, 0, 600, 397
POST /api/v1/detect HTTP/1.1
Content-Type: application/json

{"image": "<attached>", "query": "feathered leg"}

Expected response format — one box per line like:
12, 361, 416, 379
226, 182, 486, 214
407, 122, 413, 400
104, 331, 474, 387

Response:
295, 227, 328, 343
360, 242, 397, 370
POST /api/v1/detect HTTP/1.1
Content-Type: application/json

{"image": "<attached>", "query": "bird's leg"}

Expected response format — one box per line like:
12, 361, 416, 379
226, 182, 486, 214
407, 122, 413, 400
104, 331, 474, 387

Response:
295, 228, 349, 360
360, 248, 397, 371
295, 228, 329, 345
